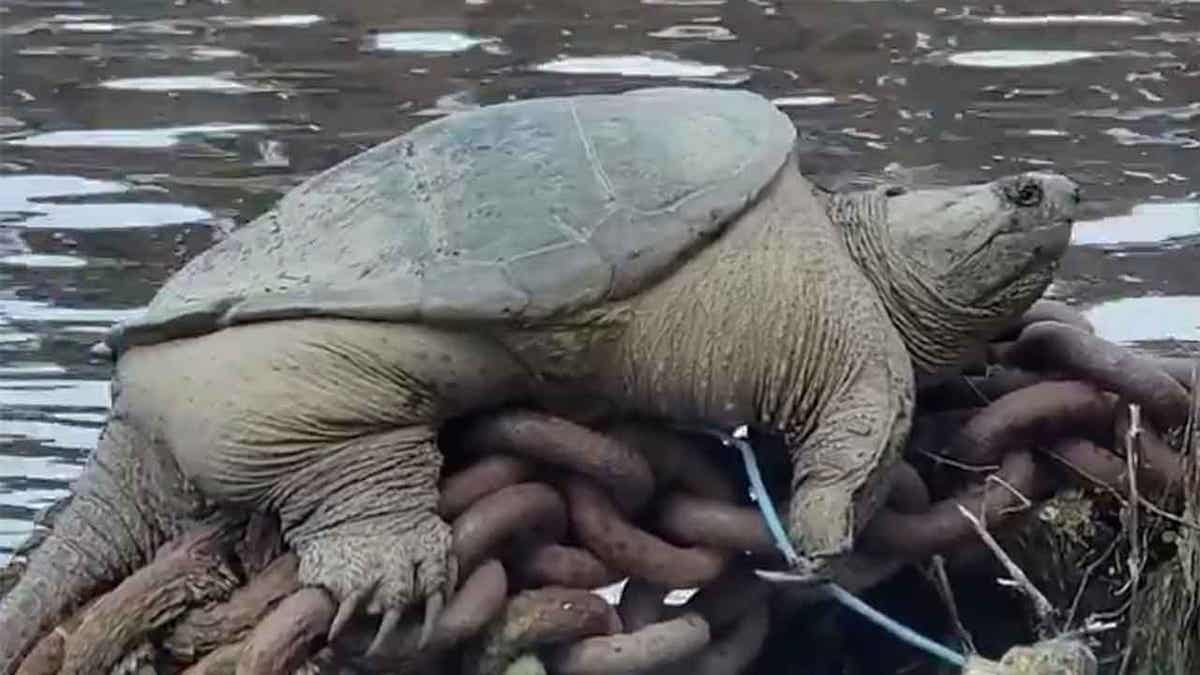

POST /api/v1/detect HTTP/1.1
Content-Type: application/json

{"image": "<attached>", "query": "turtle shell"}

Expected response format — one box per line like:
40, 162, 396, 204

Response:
107, 86, 796, 352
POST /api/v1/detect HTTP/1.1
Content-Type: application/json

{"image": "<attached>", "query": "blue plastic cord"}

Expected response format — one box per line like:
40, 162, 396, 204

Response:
687, 424, 968, 670
725, 425, 801, 566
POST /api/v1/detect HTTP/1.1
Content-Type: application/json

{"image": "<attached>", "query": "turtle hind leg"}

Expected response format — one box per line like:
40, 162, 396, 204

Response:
0, 413, 202, 673
276, 425, 454, 655
111, 319, 526, 656
785, 361, 912, 573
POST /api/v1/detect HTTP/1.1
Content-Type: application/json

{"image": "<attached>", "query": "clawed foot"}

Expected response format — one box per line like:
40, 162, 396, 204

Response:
787, 486, 856, 579
296, 517, 456, 657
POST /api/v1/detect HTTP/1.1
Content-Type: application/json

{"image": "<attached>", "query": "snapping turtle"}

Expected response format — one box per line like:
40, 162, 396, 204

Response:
0, 86, 1077, 669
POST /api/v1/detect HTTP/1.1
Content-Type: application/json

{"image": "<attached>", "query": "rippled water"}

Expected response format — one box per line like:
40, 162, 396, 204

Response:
1, 0, 1198, 561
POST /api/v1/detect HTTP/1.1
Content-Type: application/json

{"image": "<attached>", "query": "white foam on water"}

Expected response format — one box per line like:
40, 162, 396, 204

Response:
1, 420, 101, 451
5, 122, 270, 149
58, 21, 118, 32
1137, 31, 1200, 45
48, 14, 111, 22
1071, 202, 1199, 246
0, 299, 145, 324
0, 174, 128, 202
0, 363, 67, 376
0, 331, 39, 347
54, 412, 107, 424
0, 490, 75, 514
1083, 295, 1200, 344
0, 174, 213, 230
0, 518, 42, 561
1075, 102, 1200, 121
0, 379, 111, 409
98, 75, 268, 93
213, 14, 324, 28
975, 14, 1163, 27
19, 44, 247, 60
773, 95, 839, 107
946, 50, 1109, 68
0, 455, 82, 483
410, 91, 482, 118
647, 24, 737, 40
533, 54, 730, 78
1104, 127, 1200, 148
188, 47, 246, 60
0, 254, 87, 268
368, 31, 498, 53
9, 202, 212, 230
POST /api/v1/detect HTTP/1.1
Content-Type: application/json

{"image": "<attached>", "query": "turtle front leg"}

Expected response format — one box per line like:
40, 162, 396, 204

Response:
785, 361, 912, 574
274, 426, 455, 655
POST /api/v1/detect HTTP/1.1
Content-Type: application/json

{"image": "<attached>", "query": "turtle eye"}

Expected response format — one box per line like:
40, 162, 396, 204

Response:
884, 185, 906, 197
1013, 180, 1043, 206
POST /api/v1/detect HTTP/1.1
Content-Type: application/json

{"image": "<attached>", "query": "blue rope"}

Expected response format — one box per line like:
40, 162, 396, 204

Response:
685, 424, 968, 669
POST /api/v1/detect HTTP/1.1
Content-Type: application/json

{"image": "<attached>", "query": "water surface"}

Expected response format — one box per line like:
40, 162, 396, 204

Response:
1, 0, 1197, 559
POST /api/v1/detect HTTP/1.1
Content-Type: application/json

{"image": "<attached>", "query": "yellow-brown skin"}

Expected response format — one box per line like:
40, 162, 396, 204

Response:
112, 162, 907, 614
0, 161, 1077, 672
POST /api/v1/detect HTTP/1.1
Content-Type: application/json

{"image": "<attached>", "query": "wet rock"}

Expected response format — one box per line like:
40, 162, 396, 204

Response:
964, 638, 1097, 675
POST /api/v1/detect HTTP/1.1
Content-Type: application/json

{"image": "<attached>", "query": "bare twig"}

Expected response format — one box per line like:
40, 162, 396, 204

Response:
1048, 452, 1129, 502
1065, 534, 1121, 632
1088, 597, 1133, 625
1047, 448, 1200, 531
962, 375, 993, 406
1136, 494, 1200, 531
1060, 616, 1121, 641
1118, 404, 1144, 675
985, 474, 1033, 516
925, 555, 976, 655
915, 449, 1000, 474
956, 503, 1057, 638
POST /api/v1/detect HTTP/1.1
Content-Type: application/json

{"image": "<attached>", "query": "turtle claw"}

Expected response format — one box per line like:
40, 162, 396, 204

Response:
297, 515, 453, 653
366, 608, 404, 657
419, 591, 445, 649
329, 584, 373, 643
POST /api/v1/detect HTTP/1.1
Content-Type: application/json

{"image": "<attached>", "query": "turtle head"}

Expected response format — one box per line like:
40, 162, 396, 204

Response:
830, 172, 1078, 373
884, 172, 1078, 309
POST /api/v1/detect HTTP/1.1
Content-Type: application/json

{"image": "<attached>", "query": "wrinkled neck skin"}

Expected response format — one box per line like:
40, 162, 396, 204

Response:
824, 189, 1046, 375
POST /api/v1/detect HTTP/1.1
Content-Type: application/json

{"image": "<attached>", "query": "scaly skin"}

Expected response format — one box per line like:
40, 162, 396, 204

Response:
0, 162, 1076, 671
829, 172, 1080, 374
0, 407, 205, 671
573, 165, 915, 563
112, 320, 533, 654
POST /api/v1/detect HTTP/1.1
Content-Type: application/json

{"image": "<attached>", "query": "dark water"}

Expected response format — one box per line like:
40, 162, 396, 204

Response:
1, 0, 1198, 561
